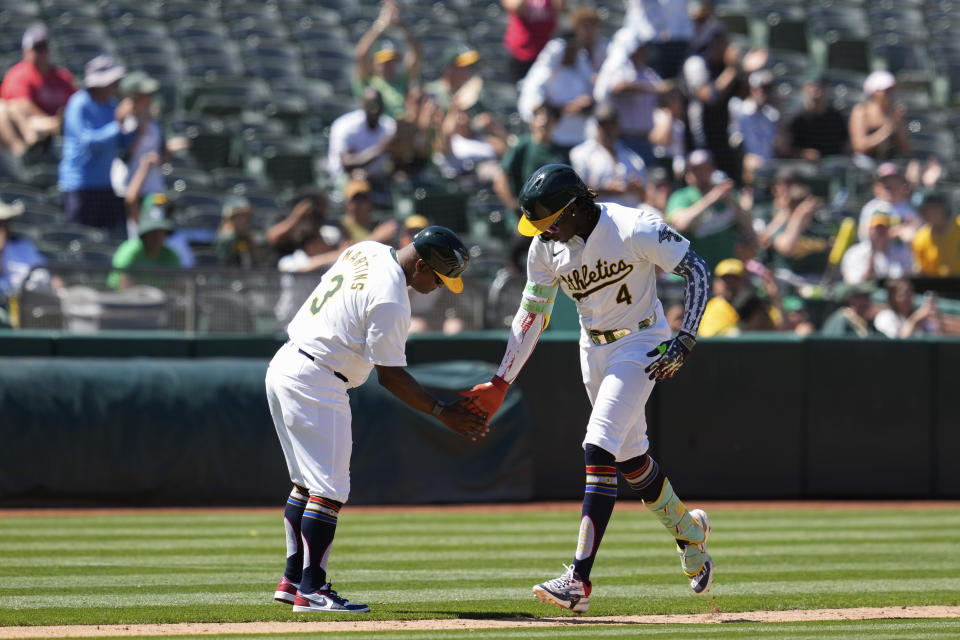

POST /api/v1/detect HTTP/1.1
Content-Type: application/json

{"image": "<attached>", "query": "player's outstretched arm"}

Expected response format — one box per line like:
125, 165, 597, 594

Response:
460, 282, 557, 417
645, 248, 711, 381
375, 365, 490, 441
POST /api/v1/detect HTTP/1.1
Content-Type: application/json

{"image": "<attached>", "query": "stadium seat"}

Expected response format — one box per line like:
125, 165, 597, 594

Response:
765, 13, 808, 54
825, 37, 872, 74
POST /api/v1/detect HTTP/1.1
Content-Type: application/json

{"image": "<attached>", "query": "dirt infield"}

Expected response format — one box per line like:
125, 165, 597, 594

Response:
2, 607, 959, 638
2, 500, 960, 518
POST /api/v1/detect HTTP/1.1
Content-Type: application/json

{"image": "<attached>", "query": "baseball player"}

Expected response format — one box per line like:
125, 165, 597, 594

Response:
462, 164, 712, 613
267, 226, 489, 613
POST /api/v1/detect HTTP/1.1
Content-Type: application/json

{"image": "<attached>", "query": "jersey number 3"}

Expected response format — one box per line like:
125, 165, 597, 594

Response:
310, 274, 344, 315
616, 283, 633, 305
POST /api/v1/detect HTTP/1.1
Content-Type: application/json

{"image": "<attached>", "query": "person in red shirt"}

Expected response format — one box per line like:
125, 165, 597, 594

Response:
0, 25, 75, 155
503, 0, 565, 83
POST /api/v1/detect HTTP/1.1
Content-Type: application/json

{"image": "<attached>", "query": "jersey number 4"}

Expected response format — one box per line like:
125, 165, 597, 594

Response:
310, 274, 344, 315
616, 283, 633, 305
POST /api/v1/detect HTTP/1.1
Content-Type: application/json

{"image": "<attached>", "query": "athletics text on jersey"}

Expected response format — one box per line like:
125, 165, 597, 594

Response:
527, 203, 690, 333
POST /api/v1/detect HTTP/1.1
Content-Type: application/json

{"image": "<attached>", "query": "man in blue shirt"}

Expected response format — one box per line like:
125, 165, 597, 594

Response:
58, 55, 135, 234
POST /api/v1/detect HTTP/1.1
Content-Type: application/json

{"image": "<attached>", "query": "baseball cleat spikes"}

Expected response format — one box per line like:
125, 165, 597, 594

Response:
690, 558, 714, 594
531, 564, 591, 614
273, 576, 299, 604
292, 584, 370, 613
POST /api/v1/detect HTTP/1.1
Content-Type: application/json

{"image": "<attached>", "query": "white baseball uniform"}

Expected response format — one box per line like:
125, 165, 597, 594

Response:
523, 203, 690, 460
265, 241, 411, 502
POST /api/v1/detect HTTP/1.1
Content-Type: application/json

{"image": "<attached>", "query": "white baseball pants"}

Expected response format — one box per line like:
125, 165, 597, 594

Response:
265, 341, 353, 502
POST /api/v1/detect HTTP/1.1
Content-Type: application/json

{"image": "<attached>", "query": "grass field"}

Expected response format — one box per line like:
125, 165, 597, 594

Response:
1, 505, 959, 638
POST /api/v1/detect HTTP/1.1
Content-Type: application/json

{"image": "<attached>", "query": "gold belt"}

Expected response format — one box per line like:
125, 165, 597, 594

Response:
588, 313, 656, 346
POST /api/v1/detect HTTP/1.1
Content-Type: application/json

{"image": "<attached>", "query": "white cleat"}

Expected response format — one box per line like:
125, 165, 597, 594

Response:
532, 564, 592, 614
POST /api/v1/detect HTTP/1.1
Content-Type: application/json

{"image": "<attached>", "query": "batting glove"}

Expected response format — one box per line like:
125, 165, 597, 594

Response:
460, 375, 510, 418
645, 331, 696, 381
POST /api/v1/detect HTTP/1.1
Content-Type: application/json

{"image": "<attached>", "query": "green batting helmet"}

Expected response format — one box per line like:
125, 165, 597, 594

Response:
517, 164, 591, 236
412, 225, 470, 293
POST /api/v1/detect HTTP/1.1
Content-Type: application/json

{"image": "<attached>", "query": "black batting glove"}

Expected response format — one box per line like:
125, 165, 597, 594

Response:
645, 331, 696, 381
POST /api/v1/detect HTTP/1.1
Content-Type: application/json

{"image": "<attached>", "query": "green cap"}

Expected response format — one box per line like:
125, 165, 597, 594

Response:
832, 282, 874, 302
139, 193, 174, 235
441, 45, 479, 69
121, 71, 160, 96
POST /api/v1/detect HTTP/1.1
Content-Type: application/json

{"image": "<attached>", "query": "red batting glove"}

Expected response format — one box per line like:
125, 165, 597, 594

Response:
460, 375, 510, 418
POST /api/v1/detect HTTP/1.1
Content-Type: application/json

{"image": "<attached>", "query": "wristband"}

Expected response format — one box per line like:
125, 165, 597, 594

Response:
431, 401, 445, 417
677, 331, 697, 353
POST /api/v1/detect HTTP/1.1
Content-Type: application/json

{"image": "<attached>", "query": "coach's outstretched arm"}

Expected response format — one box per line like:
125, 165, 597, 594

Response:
375, 364, 490, 441
645, 248, 710, 381
460, 281, 557, 417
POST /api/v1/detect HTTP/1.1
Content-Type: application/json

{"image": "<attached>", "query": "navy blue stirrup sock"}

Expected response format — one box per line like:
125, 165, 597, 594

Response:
572, 444, 618, 582
299, 496, 342, 594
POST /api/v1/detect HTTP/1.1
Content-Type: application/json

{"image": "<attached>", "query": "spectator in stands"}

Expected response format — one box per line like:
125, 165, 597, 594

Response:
388, 88, 438, 180
760, 170, 832, 284
857, 163, 919, 243
122, 157, 195, 269
502, 0, 565, 83
874, 278, 941, 338
0, 199, 44, 301
624, 0, 692, 80
519, 30, 595, 153
821, 283, 880, 337
849, 70, 911, 162
569, 6, 609, 74
113, 72, 165, 236
784, 74, 849, 160
0, 25, 74, 156
682, 24, 765, 180
493, 103, 565, 215
266, 190, 329, 265
435, 104, 508, 180
781, 296, 814, 336
353, 0, 422, 118
339, 178, 399, 244
649, 83, 687, 176
327, 88, 396, 204
59, 55, 135, 234
841, 213, 913, 284
275, 223, 349, 330
593, 29, 664, 167
108, 200, 180, 290
729, 70, 781, 184
644, 166, 673, 213
666, 149, 753, 270
216, 196, 261, 268
912, 191, 960, 276
698, 257, 748, 337
569, 103, 646, 207
426, 45, 487, 113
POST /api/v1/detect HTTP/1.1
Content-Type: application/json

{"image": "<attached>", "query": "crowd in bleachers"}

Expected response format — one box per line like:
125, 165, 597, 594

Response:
0, 0, 959, 336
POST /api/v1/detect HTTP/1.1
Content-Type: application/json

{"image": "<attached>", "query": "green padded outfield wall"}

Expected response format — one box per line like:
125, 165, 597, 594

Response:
0, 332, 958, 504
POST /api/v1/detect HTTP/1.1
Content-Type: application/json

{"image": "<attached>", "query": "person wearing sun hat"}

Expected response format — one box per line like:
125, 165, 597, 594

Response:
59, 55, 135, 234
353, 0, 422, 118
